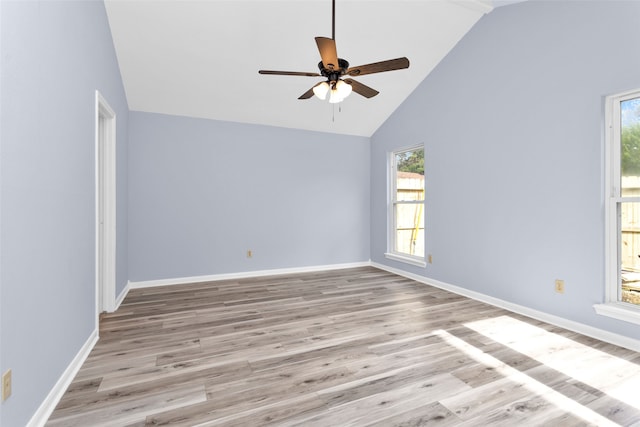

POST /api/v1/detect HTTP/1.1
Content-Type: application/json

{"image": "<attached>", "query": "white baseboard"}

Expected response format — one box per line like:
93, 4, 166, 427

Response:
28, 260, 640, 427
130, 260, 640, 352
27, 329, 99, 427
114, 281, 130, 311
371, 261, 640, 353
128, 261, 371, 289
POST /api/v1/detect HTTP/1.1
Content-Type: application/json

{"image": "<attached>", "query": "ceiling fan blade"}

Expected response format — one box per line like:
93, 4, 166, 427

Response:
299, 82, 326, 100
298, 85, 317, 100
344, 78, 379, 98
259, 70, 321, 77
315, 37, 340, 71
346, 57, 409, 77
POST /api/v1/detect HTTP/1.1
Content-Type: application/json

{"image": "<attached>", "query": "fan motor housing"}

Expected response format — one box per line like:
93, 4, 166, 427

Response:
318, 58, 349, 81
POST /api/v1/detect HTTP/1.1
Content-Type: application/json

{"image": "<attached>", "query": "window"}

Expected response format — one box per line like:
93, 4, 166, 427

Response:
596, 89, 640, 325
385, 146, 425, 267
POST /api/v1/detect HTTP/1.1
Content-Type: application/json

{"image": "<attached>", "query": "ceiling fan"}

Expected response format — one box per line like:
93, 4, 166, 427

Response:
258, 0, 409, 104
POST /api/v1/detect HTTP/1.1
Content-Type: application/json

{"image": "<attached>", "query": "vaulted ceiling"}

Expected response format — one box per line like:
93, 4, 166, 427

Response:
105, 1, 522, 137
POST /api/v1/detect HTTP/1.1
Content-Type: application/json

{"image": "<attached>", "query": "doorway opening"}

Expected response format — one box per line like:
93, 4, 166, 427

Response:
95, 91, 116, 322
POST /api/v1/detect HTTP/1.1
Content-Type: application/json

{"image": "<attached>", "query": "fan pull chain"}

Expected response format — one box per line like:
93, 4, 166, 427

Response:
331, 103, 343, 122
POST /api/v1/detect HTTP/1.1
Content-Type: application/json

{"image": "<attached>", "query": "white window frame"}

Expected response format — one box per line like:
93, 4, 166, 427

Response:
385, 145, 426, 268
594, 88, 640, 325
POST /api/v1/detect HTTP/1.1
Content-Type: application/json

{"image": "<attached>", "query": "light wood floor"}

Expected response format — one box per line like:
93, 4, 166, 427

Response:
47, 267, 640, 426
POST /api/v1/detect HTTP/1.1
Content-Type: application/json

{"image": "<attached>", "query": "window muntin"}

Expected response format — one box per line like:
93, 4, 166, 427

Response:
388, 146, 425, 263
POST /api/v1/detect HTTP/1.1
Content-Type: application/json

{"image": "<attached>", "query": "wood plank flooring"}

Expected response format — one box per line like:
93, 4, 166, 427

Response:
46, 267, 640, 426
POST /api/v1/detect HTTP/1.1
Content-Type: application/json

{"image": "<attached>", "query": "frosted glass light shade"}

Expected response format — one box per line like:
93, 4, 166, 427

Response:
313, 82, 330, 100
335, 80, 352, 99
329, 89, 342, 104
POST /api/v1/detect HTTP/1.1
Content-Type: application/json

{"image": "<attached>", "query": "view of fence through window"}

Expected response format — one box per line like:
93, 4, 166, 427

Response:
394, 148, 424, 257
620, 96, 640, 305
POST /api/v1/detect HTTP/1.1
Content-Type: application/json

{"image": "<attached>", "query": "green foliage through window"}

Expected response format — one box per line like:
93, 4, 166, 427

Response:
396, 149, 424, 175
622, 123, 640, 176
622, 97, 640, 176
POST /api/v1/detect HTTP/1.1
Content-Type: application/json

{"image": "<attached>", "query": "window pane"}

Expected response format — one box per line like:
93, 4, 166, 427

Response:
620, 97, 640, 197
620, 201, 640, 305
395, 149, 424, 201
394, 202, 424, 257
389, 146, 425, 262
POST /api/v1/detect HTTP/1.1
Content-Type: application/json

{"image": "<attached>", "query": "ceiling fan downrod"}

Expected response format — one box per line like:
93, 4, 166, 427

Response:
332, 0, 336, 40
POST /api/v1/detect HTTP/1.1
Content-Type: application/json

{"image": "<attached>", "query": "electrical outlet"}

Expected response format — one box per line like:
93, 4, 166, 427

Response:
555, 279, 565, 294
2, 369, 11, 401
428, 254, 433, 264
246, 250, 252, 258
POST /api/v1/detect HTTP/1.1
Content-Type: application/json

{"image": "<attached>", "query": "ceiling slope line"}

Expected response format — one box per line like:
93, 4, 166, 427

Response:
449, 0, 494, 15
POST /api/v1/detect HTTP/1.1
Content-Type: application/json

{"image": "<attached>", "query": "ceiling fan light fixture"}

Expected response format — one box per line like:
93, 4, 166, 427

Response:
328, 87, 343, 104
335, 79, 352, 99
258, 0, 409, 104
313, 81, 330, 100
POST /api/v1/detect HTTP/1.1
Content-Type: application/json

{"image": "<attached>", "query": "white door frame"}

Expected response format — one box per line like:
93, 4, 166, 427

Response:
95, 90, 116, 322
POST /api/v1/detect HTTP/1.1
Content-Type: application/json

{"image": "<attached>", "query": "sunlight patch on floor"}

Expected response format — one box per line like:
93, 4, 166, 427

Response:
434, 329, 618, 426
465, 315, 640, 410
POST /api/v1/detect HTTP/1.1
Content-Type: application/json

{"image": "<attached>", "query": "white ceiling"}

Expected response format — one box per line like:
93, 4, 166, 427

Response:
105, 1, 512, 137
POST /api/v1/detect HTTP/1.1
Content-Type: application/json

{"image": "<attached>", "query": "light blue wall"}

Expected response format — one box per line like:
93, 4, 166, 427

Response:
129, 112, 370, 282
4, 0, 640, 424
371, 0, 640, 339
0, 1, 128, 425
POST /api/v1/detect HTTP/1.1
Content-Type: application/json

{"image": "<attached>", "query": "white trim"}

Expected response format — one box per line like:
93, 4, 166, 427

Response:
387, 144, 426, 264
26, 330, 98, 427
594, 302, 640, 327
95, 90, 117, 325
384, 252, 426, 268
128, 259, 639, 351
604, 90, 619, 304
114, 282, 130, 311
129, 261, 371, 289
372, 261, 640, 352
601, 88, 640, 326
605, 94, 618, 301
28, 262, 640, 427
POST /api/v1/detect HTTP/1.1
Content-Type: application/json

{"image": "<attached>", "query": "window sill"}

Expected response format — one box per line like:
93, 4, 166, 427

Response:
384, 252, 427, 268
593, 302, 640, 326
